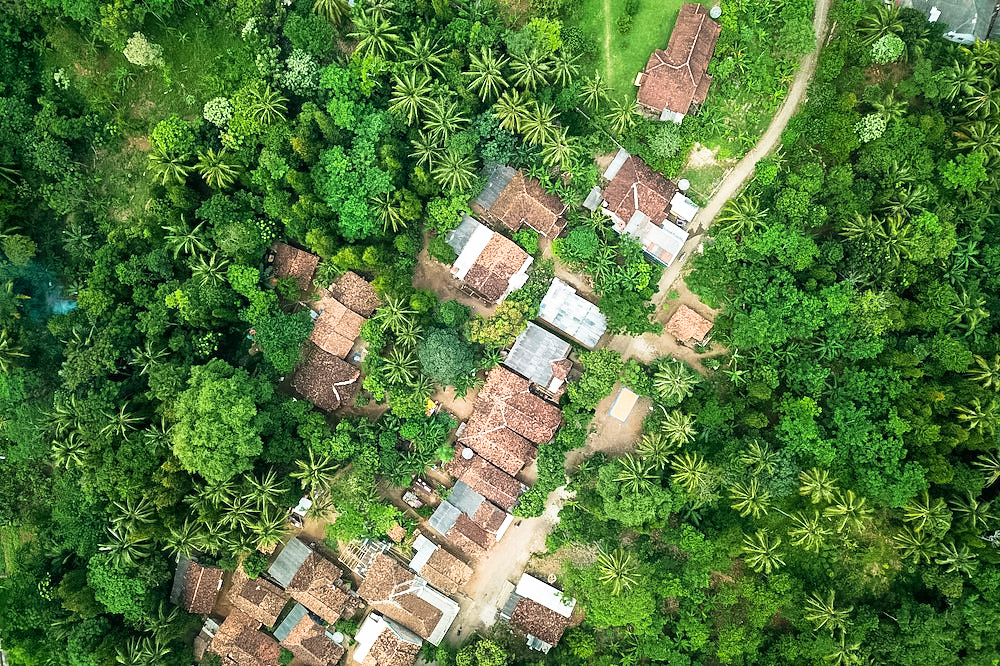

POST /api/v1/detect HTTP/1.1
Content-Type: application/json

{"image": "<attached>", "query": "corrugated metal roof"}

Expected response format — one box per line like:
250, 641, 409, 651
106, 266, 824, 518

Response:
449, 481, 486, 518
409, 534, 438, 574
428, 501, 461, 535
273, 603, 309, 641
503, 322, 571, 388
445, 214, 481, 256
603, 148, 629, 180
515, 574, 576, 617
169, 557, 192, 605
538, 278, 607, 349
268, 538, 312, 587
476, 164, 516, 210
583, 185, 604, 211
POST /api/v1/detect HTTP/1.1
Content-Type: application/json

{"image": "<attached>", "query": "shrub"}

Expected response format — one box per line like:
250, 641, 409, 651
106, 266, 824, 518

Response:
871, 33, 904, 64
427, 234, 457, 264
123, 32, 164, 67
437, 300, 471, 328
243, 551, 269, 578
283, 13, 335, 57
417, 328, 476, 386
512, 228, 539, 255
279, 648, 294, 665
150, 115, 196, 156
616, 15, 633, 34
283, 49, 320, 95
855, 113, 886, 143
204, 97, 233, 127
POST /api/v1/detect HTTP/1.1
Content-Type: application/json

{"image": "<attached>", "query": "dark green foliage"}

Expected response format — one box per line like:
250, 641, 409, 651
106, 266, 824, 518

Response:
417, 328, 476, 386
243, 552, 269, 578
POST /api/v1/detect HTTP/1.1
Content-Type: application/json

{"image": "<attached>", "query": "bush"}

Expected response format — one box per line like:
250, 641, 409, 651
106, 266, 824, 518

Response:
418, 328, 476, 386
283, 13, 335, 57
437, 300, 471, 328
243, 551, 269, 578
204, 97, 233, 127
279, 648, 294, 665
123, 32, 164, 67
427, 234, 457, 264
871, 33, 904, 64
151, 115, 197, 156
513, 228, 539, 255
616, 15, 633, 34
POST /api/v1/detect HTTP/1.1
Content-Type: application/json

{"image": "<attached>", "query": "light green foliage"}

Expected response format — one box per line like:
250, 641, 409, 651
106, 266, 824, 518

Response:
467, 300, 530, 349
567, 349, 624, 409
203, 97, 233, 127
855, 113, 887, 143
150, 115, 197, 156
417, 328, 475, 386
871, 33, 904, 64
122, 32, 164, 67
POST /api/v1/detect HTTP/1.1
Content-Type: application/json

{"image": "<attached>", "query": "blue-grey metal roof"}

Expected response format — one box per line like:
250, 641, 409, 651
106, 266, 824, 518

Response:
538, 278, 608, 349
583, 186, 604, 211
503, 322, 571, 389
429, 501, 462, 535
445, 215, 480, 255
268, 538, 311, 587
169, 557, 192, 605
449, 481, 486, 518
274, 603, 309, 641
476, 164, 516, 210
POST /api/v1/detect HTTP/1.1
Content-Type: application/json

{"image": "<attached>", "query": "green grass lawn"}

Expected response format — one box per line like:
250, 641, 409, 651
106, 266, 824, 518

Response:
569, 0, 694, 99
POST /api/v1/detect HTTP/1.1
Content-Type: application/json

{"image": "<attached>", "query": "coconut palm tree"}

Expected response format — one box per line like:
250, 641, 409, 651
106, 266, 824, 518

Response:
252, 509, 289, 552
312, 0, 351, 24
112, 496, 156, 531
389, 71, 434, 126
939, 59, 981, 102
954, 120, 1000, 162
409, 130, 443, 169
349, 10, 400, 60
248, 85, 288, 125
824, 634, 863, 666
540, 126, 578, 172
520, 101, 558, 146
893, 525, 937, 564
102, 404, 142, 441
432, 149, 477, 193
0, 329, 26, 374
510, 49, 551, 91
50, 433, 88, 469
394, 320, 423, 349
164, 518, 199, 559
788, 510, 832, 553
902, 490, 951, 533
951, 290, 991, 340
742, 530, 784, 574
605, 96, 638, 134
100, 526, 151, 568
717, 194, 768, 237
401, 31, 445, 77
189, 252, 230, 287
222, 495, 256, 529
493, 89, 527, 133
935, 540, 977, 576
384, 347, 419, 386
580, 72, 608, 110
804, 590, 852, 634
949, 492, 995, 531
799, 467, 838, 504
465, 48, 509, 101
670, 451, 711, 494
370, 191, 406, 234
857, 2, 902, 46
963, 80, 1000, 120
375, 294, 417, 334
653, 360, 700, 404
740, 440, 779, 476
596, 547, 639, 595
549, 51, 579, 88
116, 636, 147, 666
968, 354, 1000, 390
871, 90, 908, 123
659, 409, 697, 446
839, 212, 885, 244
824, 490, 873, 534
162, 218, 208, 258
195, 521, 228, 554
973, 451, 1000, 486
614, 454, 658, 494
882, 185, 929, 216
247, 469, 286, 511
636, 432, 676, 470
292, 449, 340, 494
147, 147, 191, 185
423, 98, 469, 143
955, 397, 998, 434
196, 148, 239, 189
198, 478, 236, 508
729, 478, 771, 519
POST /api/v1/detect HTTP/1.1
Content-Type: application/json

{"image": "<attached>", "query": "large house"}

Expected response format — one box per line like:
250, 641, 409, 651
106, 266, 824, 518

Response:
428, 479, 515, 556
476, 165, 567, 238
635, 3, 722, 122
445, 215, 533, 303
352, 612, 423, 666
291, 342, 361, 412
537, 278, 607, 349
500, 574, 577, 654
208, 609, 283, 666
267, 538, 362, 625
407, 534, 474, 594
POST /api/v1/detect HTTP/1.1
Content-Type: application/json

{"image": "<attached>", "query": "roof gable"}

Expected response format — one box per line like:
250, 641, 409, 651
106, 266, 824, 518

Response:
268, 243, 319, 293
328, 271, 382, 317
309, 297, 365, 358
486, 170, 567, 238
665, 304, 714, 342
601, 155, 678, 225
292, 343, 361, 412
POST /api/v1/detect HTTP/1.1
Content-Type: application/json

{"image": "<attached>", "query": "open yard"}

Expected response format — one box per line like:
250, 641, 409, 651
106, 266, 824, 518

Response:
569, 0, 694, 98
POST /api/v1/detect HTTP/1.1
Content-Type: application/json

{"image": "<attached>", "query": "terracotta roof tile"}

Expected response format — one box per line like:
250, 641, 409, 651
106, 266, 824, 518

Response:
445, 450, 523, 510
510, 597, 571, 646
280, 614, 345, 666
361, 625, 421, 666
487, 171, 567, 238
210, 610, 282, 666
665, 304, 714, 342
309, 296, 366, 358
637, 3, 721, 114
328, 271, 382, 317
459, 425, 536, 476
181, 561, 223, 615
418, 549, 473, 595
292, 343, 361, 412
269, 242, 319, 293
464, 235, 530, 301
601, 155, 678, 224
286, 552, 356, 625
229, 567, 288, 628
356, 555, 444, 641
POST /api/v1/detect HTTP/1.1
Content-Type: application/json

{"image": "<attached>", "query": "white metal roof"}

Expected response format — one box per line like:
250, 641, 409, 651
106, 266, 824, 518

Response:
353, 612, 422, 663
670, 192, 700, 222
514, 573, 576, 618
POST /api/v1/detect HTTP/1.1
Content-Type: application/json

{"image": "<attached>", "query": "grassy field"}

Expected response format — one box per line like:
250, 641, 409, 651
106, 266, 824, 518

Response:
569, 0, 692, 99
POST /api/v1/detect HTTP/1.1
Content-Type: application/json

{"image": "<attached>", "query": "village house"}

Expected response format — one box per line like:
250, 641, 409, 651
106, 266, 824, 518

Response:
502, 322, 574, 399
273, 603, 346, 666
352, 612, 423, 666
356, 553, 460, 645
328, 270, 383, 318
406, 534, 474, 595
268, 538, 362, 625
902, 0, 999, 43
475, 165, 568, 238
169, 557, 223, 615
635, 3, 722, 122
428, 479, 515, 556
291, 342, 362, 412
309, 295, 367, 359
445, 215, 533, 303
266, 242, 319, 293
229, 565, 289, 628
600, 150, 698, 267
537, 278, 607, 349
208, 609, 283, 666
666, 304, 714, 346
500, 573, 577, 654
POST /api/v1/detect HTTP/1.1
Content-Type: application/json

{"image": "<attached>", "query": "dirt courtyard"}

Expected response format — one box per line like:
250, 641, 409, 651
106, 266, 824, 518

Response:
412, 247, 495, 319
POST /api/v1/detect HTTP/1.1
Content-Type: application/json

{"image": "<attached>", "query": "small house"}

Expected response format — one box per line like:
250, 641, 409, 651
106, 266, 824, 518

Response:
665, 304, 714, 345
503, 322, 573, 399
228, 566, 289, 628
170, 558, 223, 615
273, 603, 346, 666
352, 612, 423, 666
502, 574, 577, 654
476, 165, 567, 238
268, 538, 361, 625
291, 342, 361, 412
208, 609, 282, 666
328, 271, 382, 318
537, 278, 607, 349
445, 215, 533, 303
407, 534, 473, 595
309, 296, 366, 359
428, 480, 514, 557
266, 242, 319, 293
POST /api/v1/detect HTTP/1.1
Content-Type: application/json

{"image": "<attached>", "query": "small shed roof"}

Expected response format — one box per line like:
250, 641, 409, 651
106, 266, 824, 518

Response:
268, 242, 319, 293
514, 573, 576, 618
449, 481, 486, 517
609, 386, 639, 423
428, 501, 462, 536
475, 164, 517, 210
503, 322, 572, 393
537, 278, 607, 349
665, 304, 713, 342
274, 603, 310, 642
291, 343, 361, 412
269, 538, 313, 588
329, 271, 382, 317
353, 612, 422, 666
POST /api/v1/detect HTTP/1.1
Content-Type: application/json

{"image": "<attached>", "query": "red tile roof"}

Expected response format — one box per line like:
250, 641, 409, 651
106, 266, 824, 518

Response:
601, 154, 678, 224
417, 548, 473, 595
309, 296, 366, 358
292, 342, 361, 412
280, 613, 345, 666
229, 567, 288, 628
269, 242, 319, 293
287, 552, 358, 625
209, 610, 282, 666
328, 271, 382, 317
487, 171, 567, 238
463, 234, 530, 302
665, 304, 714, 342
181, 561, 223, 615
510, 598, 571, 647
636, 3, 721, 115
445, 450, 524, 511
360, 622, 422, 666
356, 555, 444, 641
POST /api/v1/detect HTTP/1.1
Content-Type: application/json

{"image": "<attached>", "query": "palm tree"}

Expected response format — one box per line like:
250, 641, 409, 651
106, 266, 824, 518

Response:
370, 192, 406, 234
129, 340, 168, 376
871, 91, 907, 122
164, 518, 200, 559
252, 509, 289, 552
394, 320, 423, 349
147, 147, 191, 185
510, 49, 551, 91
963, 80, 1000, 119
112, 496, 155, 531
882, 185, 929, 216
432, 149, 477, 193
614, 454, 658, 494
196, 148, 239, 189
0, 329, 26, 374
116, 636, 147, 666
939, 59, 980, 102
955, 397, 998, 434
248, 85, 288, 125
389, 71, 433, 126
143, 417, 172, 450
799, 467, 838, 504
636, 432, 676, 470
973, 451, 1000, 486
857, 2, 902, 47
653, 360, 700, 404
465, 48, 509, 101
580, 72, 608, 110
949, 492, 995, 531
968, 354, 1000, 390
50, 433, 88, 469
292, 449, 340, 493
493, 89, 527, 133
659, 409, 697, 446
729, 478, 771, 519
824, 634, 863, 666
605, 96, 638, 134
409, 130, 443, 169
312, 0, 351, 24
742, 530, 784, 574
521, 101, 558, 146
892, 525, 936, 564
102, 404, 142, 441
401, 31, 445, 77
788, 510, 832, 553
549, 51, 579, 87
189, 252, 230, 286
540, 126, 578, 172
596, 547, 639, 595
935, 541, 977, 576
349, 10, 400, 60
740, 440, 779, 476
375, 294, 417, 334
670, 451, 710, 494
823, 490, 873, 534
247, 469, 286, 511
0, 163, 18, 184
839, 212, 885, 243
901, 490, 950, 533
954, 121, 1000, 162
717, 195, 768, 236
198, 478, 236, 508
804, 590, 852, 634
195, 521, 228, 554
384, 347, 419, 385
222, 495, 256, 529
99, 527, 151, 568
951, 290, 990, 340
162, 218, 208, 258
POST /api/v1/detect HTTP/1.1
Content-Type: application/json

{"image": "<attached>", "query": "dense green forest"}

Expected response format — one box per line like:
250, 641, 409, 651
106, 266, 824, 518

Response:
0, 0, 999, 662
